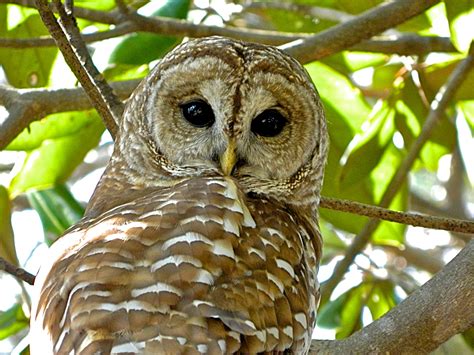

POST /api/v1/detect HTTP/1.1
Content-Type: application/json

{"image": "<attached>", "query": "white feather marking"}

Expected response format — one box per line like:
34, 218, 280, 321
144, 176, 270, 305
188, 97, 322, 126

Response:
197, 344, 208, 353
261, 238, 280, 252
294, 313, 307, 328
228, 331, 240, 341
255, 281, 274, 301
162, 232, 213, 250
222, 217, 240, 235
265, 227, 286, 240
85, 247, 133, 259
212, 239, 235, 259
150, 255, 202, 272
218, 339, 226, 351
267, 327, 279, 339
131, 283, 182, 297
54, 329, 68, 352
244, 320, 257, 330
248, 247, 266, 260
276, 258, 295, 278
192, 300, 215, 307
267, 273, 285, 293
177, 337, 187, 345
222, 179, 256, 228
194, 269, 214, 285
179, 215, 222, 225
77, 300, 158, 315
255, 330, 266, 343
111, 342, 145, 353
78, 261, 134, 272
283, 325, 293, 338
138, 209, 164, 219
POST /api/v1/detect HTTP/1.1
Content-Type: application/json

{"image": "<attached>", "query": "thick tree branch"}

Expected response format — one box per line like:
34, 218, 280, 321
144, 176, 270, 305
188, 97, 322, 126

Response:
34, 0, 122, 138
0, 80, 140, 150
0, 256, 35, 285
1, 0, 456, 59
321, 44, 474, 304
282, 0, 440, 62
311, 241, 474, 353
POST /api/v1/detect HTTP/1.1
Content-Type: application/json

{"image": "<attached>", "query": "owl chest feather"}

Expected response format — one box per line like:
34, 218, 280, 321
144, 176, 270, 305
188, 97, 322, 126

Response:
31, 177, 320, 354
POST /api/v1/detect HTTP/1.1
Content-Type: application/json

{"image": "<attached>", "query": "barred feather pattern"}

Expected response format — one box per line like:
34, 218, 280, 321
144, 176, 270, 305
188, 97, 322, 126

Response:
31, 177, 321, 354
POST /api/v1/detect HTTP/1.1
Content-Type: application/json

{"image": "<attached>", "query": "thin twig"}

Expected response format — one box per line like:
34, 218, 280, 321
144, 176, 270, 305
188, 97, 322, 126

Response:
0, 257, 35, 285
320, 197, 474, 234
34, 0, 121, 138
320, 44, 474, 304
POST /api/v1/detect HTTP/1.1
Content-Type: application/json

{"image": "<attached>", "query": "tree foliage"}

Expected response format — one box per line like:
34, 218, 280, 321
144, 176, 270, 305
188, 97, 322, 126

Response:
0, 0, 473, 353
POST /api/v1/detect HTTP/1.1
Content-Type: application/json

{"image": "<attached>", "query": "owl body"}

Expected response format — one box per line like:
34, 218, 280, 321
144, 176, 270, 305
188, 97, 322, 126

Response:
31, 37, 328, 354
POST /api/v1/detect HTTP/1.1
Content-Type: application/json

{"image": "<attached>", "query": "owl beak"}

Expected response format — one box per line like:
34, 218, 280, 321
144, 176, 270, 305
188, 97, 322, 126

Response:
220, 138, 237, 176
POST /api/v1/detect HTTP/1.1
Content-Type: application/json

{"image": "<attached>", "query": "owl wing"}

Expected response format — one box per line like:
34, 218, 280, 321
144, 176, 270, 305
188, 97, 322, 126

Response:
30, 177, 321, 354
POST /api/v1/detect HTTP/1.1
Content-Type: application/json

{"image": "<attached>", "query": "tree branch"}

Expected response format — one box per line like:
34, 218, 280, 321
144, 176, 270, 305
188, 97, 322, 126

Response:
320, 197, 474, 234
282, 0, 440, 62
1, 0, 456, 58
320, 43, 474, 304
0, 256, 35, 285
311, 240, 474, 353
0, 80, 139, 150
34, 0, 122, 138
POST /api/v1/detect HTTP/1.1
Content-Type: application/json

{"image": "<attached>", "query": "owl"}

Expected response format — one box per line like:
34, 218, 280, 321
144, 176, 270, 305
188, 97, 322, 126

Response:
30, 36, 328, 354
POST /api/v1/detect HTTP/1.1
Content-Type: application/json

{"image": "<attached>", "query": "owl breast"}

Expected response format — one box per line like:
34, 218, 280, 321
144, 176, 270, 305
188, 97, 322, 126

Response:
31, 176, 321, 354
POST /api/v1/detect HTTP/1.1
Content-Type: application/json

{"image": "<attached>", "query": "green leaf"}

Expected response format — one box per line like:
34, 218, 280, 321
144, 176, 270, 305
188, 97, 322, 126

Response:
0, 10, 57, 87
306, 62, 376, 233
7, 111, 102, 151
339, 101, 396, 190
323, 51, 389, 75
0, 186, 18, 266
9, 112, 104, 196
372, 64, 403, 92
27, 184, 84, 245
444, 0, 474, 53
366, 281, 397, 320
337, 284, 369, 338
317, 291, 349, 329
422, 58, 474, 101
109, 0, 191, 65
0, 303, 28, 340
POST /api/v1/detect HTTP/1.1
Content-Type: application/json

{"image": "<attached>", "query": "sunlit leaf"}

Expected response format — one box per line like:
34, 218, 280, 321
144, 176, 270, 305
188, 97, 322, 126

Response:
0, 9, 57, 87
323, 51, 389, 75
7, 111, 102, 151
9, 112, 104, 196
366, 280, 397, 320
444, 0, 474, 54
458, 100, 474, 133
27, 184, 84, 245
339, 101, 395, 189
0, 303, 28, 340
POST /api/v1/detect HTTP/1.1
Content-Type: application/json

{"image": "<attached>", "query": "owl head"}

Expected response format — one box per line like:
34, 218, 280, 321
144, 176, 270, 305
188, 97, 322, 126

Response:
87, 37, 328, 217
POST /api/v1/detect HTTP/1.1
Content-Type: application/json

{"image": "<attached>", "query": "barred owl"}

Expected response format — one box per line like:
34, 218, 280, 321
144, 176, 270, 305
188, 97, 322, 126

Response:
30, 36, 328, 354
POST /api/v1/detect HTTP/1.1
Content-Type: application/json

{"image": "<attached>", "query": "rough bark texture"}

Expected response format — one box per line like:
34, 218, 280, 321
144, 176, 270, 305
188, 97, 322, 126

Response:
311, 241, 474, 353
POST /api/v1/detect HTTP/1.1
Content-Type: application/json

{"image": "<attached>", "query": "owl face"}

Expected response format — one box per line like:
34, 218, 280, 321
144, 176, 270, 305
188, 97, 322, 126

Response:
118, 37, 327, 206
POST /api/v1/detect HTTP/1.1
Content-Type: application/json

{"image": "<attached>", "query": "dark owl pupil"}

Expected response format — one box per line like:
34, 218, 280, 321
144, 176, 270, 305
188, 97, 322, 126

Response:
251, 109, 287, 137
181, 100, 215, 127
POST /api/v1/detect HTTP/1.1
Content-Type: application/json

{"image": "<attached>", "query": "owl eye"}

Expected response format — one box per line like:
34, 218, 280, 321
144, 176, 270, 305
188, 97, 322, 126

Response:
181, 100, 215, 128
251, 109, 287, 137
